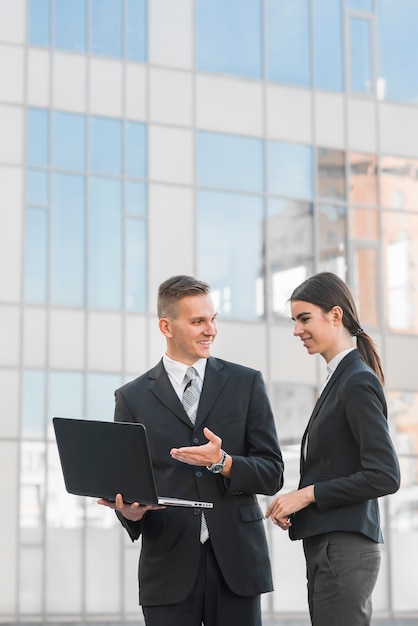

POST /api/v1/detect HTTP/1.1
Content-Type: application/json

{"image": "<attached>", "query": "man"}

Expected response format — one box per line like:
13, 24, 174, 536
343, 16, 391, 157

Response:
99, 275, 284, 626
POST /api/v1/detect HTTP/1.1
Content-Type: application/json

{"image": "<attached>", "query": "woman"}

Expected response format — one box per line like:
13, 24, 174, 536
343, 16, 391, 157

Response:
266, 272, 400, 626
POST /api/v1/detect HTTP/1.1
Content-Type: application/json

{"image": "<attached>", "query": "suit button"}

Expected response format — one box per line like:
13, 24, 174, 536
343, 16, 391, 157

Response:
193, 438, 200, 444
193, 509, 200, 516
195, 471, 203, 478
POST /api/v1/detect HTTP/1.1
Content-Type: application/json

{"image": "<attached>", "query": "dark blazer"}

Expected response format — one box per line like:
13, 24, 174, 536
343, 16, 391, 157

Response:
114, 357, 284, 606
289, 349, 400, 543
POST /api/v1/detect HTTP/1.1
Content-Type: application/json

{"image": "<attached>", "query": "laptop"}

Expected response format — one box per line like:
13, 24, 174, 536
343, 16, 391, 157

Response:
53, 417, 213, 509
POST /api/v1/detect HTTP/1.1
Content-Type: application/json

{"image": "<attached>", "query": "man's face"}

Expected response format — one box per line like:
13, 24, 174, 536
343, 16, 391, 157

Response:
161, 294, 218, 365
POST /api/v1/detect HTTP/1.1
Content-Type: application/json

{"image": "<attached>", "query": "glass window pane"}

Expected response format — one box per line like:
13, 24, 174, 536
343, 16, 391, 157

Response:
53, 112, 86, 171
87, 373, 122, 421
91, 0, 123, 57
20, 441, 46, 540
317, 203, 347, 276
383, 211, 418, 332
349, 207, 379, 240
266, 0, 310, 86
24, 208, 48, 303
197, 190, 264, 320
268, 141, 313, 199
349, 153, 377, 205
197, 131, 263, 193
125, 218, 146, 312
267, 199, 314, 318
90, 117, 122, 175
377, 0, 418, 103
125, 122, 146, 178
313, 0, 344, 91
88, 177, 122, 309
29, 0, 50, 46
49, 371, 84, 429
352, 247, 379, 326
317, 148, 346, 201
26, 170, 49, 206
51, 174, 85, 306
19, 547, 43, 613
196, 0, 262, 79
350, 17, 372, 92
125, 181, 146, 216
347, 0, 373, 10
54, 0, 86, 52
22, 370, 46, 438
380, 155, 418, 211
27, 109, 49, 166
126, 0, 147, 61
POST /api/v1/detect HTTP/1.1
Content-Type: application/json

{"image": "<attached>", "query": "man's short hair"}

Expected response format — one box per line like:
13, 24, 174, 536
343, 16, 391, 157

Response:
157, 275, 211, 319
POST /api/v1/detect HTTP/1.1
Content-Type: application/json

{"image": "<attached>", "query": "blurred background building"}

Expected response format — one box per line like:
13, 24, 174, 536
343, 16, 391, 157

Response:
0, 0, 417, 623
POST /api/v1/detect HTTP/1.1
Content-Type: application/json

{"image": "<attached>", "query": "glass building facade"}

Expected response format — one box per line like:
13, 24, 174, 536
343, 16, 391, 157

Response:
1, 0, 418, 622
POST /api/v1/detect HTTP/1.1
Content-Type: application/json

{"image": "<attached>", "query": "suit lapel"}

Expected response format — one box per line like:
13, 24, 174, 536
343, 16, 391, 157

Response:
195, 358, 228, 428
148, 360, 192, 427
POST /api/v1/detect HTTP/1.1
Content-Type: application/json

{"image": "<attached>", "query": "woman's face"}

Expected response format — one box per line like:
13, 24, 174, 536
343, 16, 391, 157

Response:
291, 299, 343, 362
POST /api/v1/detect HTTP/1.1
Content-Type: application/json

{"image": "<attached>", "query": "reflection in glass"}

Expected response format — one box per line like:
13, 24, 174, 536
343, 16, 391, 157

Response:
26, 170, 49, 206
125, 122, 147, 178
196, 0, 262, 79
197, 190, 264, 320
22, 371, 46, 438
317, 203, 347, 277
267, 199, 314, 317
88, 177, 122, 309
266, 0, 310, 86
49, 371, 84, 434
47, 442, 84, 530
350, 17, 372, 92
383, 211, 418, 332
24, 208, 48, 303
352, 247, 379, 327
27, 109, 49, 166
91, 0, 123, 58
380, 155, 418, 211
20, 441, 45, 534
349, 153, 377, 205
125, 181, 146, 216
53, 112, 86, 171
88, 373, 122, 421
55, 0, 86, 52
377, 0, 418, 103
313, 0, 344, 91
197, 131, 263, 193
125, 218, 146, 312
317, 148, 346, 200
126, 0, 147, 61
51, 173, 85, 306
270, 383, 317, 443
90, 117, 122, 175
29, 0, 50, 46
346, 0, 373, 10
350, 207, 378, 241
268, 141, 313, 199
19, 546, 43, 613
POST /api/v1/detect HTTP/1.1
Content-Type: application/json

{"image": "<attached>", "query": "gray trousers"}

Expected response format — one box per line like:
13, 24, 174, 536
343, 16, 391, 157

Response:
303, 531, 381, 626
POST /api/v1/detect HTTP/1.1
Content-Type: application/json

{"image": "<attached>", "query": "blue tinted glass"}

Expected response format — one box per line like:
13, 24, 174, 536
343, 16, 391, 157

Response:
51, 174, 85, 306
89, 177, 122, 308
197, 190, 264, 320
91, 0, 122, 57
347, 0, 373, 10
350, 17, 372, 92
377, 0, 418, 103
314, 0, 344, 91
90, 117, 122, 175
88, 373, 122, 421
26, 170, 49, 206
266, 0, 310, 86
22, 370, 46, 438
197, 131, 263, 193
126, 181, 146, 216
268, 141, 313, 198
126, 0, 147, 60
55, 0, 86, 52
53, 112, 86, 171
24, 208, 48, 303
29, 0, 50, 46
196, 0, 262, 79
49, 372, 84, 424
27, 109, 49, 166
125, 218, 146, 311
125, 122, 147, 178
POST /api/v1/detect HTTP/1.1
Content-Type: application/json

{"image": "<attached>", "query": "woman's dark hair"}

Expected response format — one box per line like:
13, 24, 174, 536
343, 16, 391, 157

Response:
290, 272, 384, 385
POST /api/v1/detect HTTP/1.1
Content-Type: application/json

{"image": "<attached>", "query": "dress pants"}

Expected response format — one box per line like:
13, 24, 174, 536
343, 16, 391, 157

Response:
142, 540, 261, 626
303, 531, 381, 626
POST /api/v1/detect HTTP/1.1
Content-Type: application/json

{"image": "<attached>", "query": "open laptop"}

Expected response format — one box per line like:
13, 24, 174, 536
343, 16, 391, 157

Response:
53, 417, 213, 509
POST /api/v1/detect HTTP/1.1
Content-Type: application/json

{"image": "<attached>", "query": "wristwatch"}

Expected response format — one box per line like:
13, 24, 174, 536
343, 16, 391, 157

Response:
206, 449, 227, 473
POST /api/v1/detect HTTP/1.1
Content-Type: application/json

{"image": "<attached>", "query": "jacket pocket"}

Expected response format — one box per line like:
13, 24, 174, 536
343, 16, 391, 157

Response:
239, 503, 264, 523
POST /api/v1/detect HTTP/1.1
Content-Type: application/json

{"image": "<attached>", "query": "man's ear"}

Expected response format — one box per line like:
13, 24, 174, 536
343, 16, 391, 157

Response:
159, 317, 172, 338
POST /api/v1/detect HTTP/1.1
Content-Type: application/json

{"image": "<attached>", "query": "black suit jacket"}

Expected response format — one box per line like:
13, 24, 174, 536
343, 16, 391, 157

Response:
289, 350, 400, 542
114, 357, 284, 606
